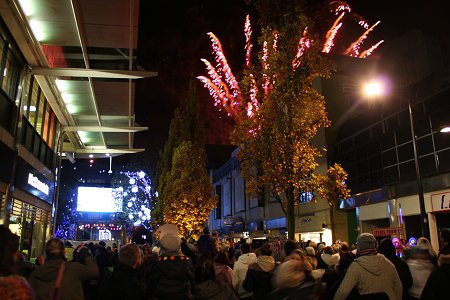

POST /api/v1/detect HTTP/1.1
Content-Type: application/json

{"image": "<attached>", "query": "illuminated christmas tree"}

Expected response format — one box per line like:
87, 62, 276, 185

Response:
112, 170, 154, 229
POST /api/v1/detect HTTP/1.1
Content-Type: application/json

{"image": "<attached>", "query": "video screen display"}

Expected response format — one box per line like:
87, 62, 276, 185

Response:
76, 186, 123, 212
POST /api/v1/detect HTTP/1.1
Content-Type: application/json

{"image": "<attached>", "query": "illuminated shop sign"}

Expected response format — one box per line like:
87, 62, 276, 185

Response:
28, 173, 49, 195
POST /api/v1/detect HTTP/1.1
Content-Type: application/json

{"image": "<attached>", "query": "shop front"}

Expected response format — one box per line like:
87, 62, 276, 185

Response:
8, 157, 54, 259
296, 215, 332, 246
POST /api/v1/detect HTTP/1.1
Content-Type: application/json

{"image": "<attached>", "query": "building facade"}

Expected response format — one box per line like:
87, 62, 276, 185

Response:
324, 30, 450, 250
0, 0, 153, 259
209, 143, 338, 246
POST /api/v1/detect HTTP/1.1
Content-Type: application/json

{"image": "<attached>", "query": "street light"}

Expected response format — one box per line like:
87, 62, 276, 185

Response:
362, 79, 430, 240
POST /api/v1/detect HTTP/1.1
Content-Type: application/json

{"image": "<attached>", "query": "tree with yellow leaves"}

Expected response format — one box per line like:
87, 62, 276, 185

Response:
154, 78, 217, 239
199, 1, 354, 239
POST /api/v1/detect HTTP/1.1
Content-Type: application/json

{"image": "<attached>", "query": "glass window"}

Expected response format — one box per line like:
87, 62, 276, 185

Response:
48, 112, 55, 148
35, 90, 45, 135
2, 50, 20, 99
27, 80, 39, 126
19, 74, 31, 107
42, 102, 50, 143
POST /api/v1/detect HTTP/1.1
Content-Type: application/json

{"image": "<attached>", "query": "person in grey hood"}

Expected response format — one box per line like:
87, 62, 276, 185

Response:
243, 243, 276, 300
29, 238, 99, 300
333, 233, 402, 300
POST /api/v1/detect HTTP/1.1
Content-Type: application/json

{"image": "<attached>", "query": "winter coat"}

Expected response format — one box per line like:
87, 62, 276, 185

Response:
147, 255, 194, 300
420, 252, 450, 300
103, 263, 145, 300
29, 256, 99, 300
214, 263, 233, 288
232, 253, 257, 299
333, 254, 402, 300
407, 258, 435, 298
193, 280, 238, 300
269, 272, 317, 300
243, 255, 275, 300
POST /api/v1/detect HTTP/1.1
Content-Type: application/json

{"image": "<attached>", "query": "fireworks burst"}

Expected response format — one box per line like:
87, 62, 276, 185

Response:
199, 4, 382, 121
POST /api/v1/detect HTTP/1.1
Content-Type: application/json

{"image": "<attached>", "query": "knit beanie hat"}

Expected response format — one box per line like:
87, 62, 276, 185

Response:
357, 233, 377, 251
157, 224, 181, 254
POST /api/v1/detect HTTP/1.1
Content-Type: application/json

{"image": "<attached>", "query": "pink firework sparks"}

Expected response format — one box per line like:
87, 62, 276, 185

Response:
244, 15, 252, 67
262, 40, 270, 96
293, 27, 312, 70
207, 33, 242, 104
335, 3, 351, 13
359, 40, 384, 58
322, 12, 345, 53
344, 21, 380, 57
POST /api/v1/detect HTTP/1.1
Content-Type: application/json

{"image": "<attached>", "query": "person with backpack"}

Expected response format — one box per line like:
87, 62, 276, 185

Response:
29, 238, 99, 300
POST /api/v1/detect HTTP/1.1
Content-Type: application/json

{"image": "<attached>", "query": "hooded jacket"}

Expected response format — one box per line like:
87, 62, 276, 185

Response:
232, 253, 257, 298
243, 255, 275, 300
333, 254, 402, 300
29, 256, 99, 300
193, 280, 238, 300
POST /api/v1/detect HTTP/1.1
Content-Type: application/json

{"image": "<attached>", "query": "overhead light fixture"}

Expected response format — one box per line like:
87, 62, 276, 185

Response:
89, 154, 94, 158
108, 156, 113, 174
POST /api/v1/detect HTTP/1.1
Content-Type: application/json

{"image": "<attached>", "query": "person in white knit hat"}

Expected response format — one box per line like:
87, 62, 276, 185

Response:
146, 224, 194, 299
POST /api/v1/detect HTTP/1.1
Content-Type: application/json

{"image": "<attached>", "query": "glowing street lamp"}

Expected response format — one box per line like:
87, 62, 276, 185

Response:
362, 80, 384, 98
440, 126, 450, 133
362, 79, 430, 240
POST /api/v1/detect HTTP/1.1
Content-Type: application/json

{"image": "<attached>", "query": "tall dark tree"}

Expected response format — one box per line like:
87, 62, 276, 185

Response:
154, 78, 217, 239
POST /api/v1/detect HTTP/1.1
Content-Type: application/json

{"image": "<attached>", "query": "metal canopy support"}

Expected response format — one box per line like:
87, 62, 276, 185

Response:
63, 126, 148, 132
30, 67, 158, 79
73, 148, 145, 154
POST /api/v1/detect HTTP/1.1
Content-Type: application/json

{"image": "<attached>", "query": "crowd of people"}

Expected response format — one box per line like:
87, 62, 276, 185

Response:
1, 224, 450, 300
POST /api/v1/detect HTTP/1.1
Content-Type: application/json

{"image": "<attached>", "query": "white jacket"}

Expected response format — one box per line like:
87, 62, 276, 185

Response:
407, 258, 435, 298
232, 253, 257, 298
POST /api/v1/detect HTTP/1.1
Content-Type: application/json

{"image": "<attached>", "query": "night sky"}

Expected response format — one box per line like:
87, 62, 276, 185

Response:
130, 0, 447, 172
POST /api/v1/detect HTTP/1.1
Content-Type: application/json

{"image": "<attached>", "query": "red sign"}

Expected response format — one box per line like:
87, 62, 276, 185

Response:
372, 227, 403, 237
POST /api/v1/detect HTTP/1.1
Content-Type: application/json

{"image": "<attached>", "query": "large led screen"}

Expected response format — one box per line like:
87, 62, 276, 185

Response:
76, 186, 123, 212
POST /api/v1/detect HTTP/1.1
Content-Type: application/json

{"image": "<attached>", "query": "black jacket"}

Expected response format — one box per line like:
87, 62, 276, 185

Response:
243, 262, 274, 300
147, 255, 194, 300
103, 263, 145, 300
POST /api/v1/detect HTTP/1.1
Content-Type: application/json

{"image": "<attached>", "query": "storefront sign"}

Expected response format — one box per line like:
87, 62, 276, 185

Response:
431, 192, 450, 212
297, 215, 323, 232
372, 227, 403, 237
15, 158, 54, 204
28, 173, 49, 195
